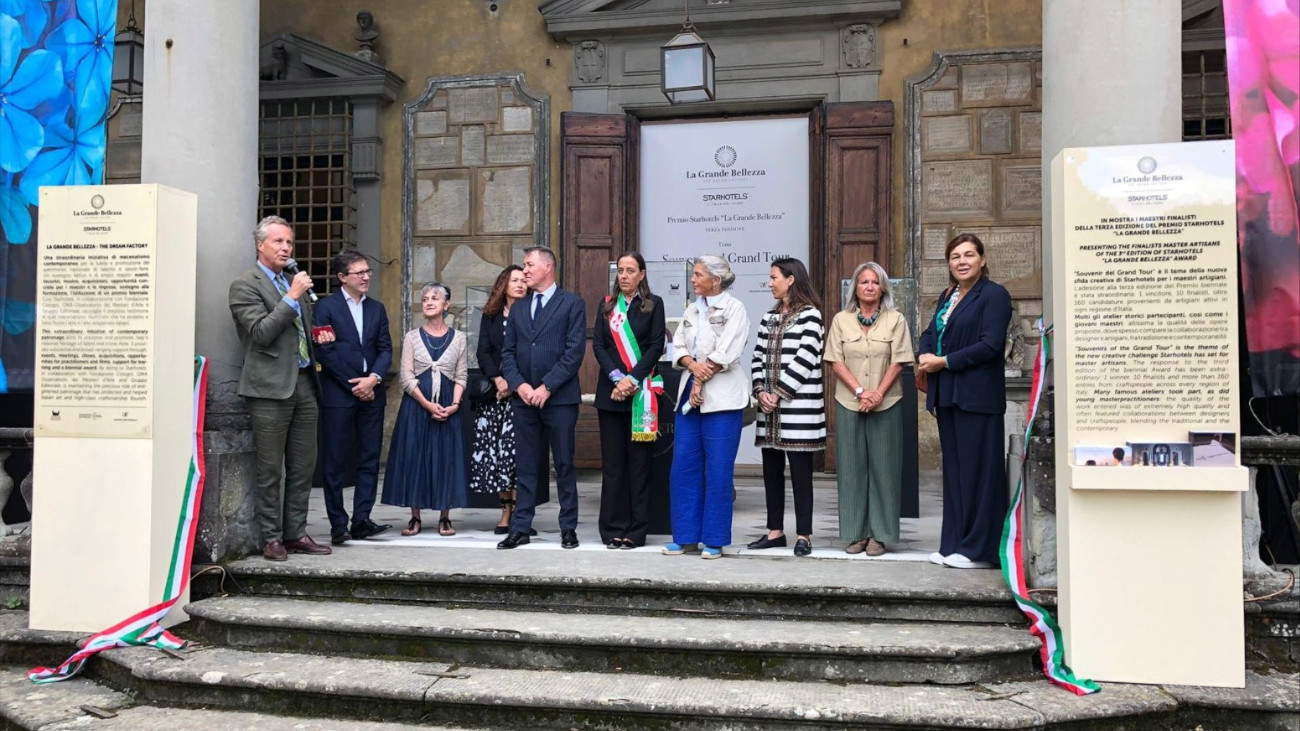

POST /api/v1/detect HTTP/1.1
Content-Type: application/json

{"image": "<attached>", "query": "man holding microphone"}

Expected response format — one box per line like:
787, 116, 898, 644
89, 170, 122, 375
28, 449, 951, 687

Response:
228, 215, 334, 561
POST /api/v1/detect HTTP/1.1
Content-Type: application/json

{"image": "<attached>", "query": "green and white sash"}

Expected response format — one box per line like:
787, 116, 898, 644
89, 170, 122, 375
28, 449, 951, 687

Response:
608, 295, 664, 442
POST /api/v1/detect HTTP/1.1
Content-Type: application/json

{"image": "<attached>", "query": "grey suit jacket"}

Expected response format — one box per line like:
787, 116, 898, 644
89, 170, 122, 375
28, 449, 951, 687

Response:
228, 266, 318, 400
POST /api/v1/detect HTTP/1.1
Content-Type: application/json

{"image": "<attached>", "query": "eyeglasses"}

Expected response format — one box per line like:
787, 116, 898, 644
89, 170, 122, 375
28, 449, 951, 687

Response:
347, 269, 373, 278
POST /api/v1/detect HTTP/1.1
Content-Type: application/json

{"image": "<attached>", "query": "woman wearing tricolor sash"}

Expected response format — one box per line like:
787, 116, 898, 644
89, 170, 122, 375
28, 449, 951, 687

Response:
592, 253, 667, 549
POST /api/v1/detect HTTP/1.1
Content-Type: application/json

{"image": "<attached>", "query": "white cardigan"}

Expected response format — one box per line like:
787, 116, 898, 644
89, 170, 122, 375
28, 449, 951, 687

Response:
671, 291, 751, 413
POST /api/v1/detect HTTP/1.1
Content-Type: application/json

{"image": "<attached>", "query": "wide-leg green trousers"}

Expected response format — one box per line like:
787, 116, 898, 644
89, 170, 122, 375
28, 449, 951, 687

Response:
835, 401, 903, 544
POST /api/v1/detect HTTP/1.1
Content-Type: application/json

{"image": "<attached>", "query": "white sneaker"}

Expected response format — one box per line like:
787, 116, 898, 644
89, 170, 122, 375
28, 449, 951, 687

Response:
928, 552, 947, 566
943, 553, 994, 569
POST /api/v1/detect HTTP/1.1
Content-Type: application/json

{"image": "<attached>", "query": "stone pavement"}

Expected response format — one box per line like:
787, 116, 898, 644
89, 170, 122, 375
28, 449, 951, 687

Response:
305, 469, 945, 561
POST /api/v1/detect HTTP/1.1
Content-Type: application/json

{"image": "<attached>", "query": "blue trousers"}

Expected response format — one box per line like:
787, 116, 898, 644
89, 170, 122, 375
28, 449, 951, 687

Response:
511, 401, 578, 532
669, 408, 743, 547
320, 395, 385, 533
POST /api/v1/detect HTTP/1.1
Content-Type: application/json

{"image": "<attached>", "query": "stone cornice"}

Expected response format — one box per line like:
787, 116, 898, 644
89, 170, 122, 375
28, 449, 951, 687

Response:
259, 33, 404, 103
539, 0, 902, 40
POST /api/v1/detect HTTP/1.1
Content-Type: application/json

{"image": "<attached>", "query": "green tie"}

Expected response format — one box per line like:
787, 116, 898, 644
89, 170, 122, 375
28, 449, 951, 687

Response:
274, 275, 311, 366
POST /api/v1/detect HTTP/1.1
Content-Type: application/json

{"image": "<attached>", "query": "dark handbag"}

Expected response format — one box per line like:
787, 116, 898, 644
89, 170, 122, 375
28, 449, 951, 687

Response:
467, 370, 495, 406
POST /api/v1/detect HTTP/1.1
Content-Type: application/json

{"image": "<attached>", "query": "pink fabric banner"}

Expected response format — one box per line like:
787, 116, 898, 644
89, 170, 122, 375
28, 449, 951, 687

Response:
1225, 0, 1300, 397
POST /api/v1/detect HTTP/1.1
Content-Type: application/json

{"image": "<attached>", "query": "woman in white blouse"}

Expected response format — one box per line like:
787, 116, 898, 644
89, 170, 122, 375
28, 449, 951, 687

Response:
662, 255, 750, 559
381, 283, 469, 537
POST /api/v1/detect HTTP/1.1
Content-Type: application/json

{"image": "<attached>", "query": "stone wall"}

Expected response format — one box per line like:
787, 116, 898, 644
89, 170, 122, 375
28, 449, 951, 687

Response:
905, 49, 1043, 369
403, 75, 549, 349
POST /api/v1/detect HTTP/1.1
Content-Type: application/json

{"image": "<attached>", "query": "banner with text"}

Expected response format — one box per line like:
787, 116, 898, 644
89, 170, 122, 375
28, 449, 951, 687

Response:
640, 117, 810, 463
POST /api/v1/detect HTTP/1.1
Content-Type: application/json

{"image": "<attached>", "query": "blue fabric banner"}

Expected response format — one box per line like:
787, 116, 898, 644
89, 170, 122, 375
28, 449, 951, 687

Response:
0, 0, 116, 392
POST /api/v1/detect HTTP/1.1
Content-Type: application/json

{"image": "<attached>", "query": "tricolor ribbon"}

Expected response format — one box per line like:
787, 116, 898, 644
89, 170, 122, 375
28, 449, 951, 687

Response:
28, 355, 209, 683
608, 295, 664, 442
999, 322, 1100, 695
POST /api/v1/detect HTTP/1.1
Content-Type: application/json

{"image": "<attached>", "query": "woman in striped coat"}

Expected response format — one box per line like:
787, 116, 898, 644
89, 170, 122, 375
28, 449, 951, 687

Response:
749, 257, 826, 557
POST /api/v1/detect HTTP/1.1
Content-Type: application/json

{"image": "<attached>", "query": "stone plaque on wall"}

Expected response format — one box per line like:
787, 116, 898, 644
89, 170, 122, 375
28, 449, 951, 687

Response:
1001, 164, 1041, 216
403, 74, 549, 333
906, 49, 1043, 370
1018, 112, 1041, 153
922, 116, 972, 156
922, 225, 950, 260
960, 62, 1033, 106
979, 109, 1013, 155
921, 160, 993, 218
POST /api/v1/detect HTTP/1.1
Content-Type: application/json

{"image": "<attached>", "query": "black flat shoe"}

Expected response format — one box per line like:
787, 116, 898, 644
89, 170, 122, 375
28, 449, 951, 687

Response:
620, 539, 640, 550
497, 531, 530, 549
561, 529, 579, 549
494, 525, 511, 535
746, 534, 787, 550
330, 530, 350, 546
793, 538, 812, 557
606, 539, 622, 549
350, 521, 390, 540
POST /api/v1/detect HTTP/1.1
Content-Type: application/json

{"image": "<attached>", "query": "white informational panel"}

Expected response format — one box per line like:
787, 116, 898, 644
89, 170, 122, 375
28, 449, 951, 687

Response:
1051, 141, 1245, 687
31, 184, 197, 632
640, 117, 810, 463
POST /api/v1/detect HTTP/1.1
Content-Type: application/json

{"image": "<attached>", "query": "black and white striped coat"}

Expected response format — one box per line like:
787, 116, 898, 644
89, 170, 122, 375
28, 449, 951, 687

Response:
750, 306, 826, 451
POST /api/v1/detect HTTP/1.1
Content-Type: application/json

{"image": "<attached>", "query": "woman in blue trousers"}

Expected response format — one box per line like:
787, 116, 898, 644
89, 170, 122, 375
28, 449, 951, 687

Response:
663, 255, 750, 559
917, 233, 1013, 569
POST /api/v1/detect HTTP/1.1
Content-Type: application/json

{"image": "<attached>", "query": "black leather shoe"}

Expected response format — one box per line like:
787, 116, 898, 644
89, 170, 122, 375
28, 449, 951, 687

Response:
746, 534, 788, 550
620, 539, 641, 550
497, 532, 530, 549
330, 530, 350, 546
793, 538, 812, 557
561, 530, 579, 549
350, 520, 390, 540
605, 539, 622, 549
494, 525, 511, 535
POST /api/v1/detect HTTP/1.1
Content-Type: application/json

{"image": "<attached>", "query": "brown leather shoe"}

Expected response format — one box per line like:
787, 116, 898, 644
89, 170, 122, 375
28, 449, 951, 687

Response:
865, 538, 887, 556
284, 535, 332, 555
262, 540, 288, 561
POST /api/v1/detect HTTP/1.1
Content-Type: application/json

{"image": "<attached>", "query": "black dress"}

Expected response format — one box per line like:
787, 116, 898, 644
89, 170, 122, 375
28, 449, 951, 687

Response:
381, 329, 468, 510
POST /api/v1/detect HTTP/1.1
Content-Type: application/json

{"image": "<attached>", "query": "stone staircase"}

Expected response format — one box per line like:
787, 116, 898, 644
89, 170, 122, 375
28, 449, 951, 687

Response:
2, 547, 1297, 729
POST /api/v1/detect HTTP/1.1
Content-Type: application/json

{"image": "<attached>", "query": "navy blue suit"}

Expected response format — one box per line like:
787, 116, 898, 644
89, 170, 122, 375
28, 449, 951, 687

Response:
313, 290, 392, 534
501, 286, 587, 532
918, 277, 1012, 564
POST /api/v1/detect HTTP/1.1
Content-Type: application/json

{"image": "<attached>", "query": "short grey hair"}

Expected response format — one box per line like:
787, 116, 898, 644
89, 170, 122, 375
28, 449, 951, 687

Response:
845, 261, 895, 313
695, 255, 736, 290
523, 246, 556, 267
419, 282, 452, 301
253, 215, 291, 245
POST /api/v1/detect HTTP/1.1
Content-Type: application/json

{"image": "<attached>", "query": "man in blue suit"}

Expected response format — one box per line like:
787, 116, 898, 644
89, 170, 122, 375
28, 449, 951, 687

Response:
498, 246, 587, 549
313, 250, 393, 545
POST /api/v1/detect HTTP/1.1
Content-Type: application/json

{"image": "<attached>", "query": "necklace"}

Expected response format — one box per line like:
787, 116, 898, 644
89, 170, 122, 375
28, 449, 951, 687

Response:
857, 308, 881, 329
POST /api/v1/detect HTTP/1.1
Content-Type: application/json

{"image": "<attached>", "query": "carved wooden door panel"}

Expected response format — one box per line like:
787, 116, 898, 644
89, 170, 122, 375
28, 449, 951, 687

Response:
560, 113, 637, 467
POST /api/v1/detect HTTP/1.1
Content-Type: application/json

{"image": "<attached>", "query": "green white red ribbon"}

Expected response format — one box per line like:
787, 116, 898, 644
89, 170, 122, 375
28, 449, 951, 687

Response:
28, 355, 209, 684
608, 295, 664, 442
999, 322, 1100, 695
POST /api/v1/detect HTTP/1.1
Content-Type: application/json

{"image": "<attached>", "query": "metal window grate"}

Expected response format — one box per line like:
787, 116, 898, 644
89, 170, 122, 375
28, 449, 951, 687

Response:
258, 97, 355, 294
1182, 49, 1231, 141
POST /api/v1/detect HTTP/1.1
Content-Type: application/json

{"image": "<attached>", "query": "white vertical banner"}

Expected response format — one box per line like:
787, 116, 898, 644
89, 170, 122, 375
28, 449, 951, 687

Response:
640, 117, 810, 464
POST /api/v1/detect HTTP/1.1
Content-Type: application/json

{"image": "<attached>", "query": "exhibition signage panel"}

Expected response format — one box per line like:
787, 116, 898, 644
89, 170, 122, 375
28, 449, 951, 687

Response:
31, 185, 198, 632
639, 117, 810, 463
1051, 142, 1245, 687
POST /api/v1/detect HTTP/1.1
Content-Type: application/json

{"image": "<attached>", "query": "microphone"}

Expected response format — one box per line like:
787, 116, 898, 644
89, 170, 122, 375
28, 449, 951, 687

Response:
284, 258, 317, 303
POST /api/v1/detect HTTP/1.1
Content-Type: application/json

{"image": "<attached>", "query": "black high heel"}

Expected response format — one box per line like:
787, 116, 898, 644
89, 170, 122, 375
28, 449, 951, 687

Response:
494, 497, 515, 535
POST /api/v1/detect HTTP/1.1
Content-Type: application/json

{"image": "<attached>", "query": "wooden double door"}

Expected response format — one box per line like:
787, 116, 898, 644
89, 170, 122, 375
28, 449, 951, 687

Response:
560, 103, 895, 468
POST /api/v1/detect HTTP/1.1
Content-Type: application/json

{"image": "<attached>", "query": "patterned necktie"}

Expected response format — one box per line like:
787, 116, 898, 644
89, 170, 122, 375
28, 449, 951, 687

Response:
274, 274, 311, 366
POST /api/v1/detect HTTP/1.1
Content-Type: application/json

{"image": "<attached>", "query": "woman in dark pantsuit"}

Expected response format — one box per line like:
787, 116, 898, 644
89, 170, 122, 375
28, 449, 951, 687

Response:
591, 252, 666, 549
917, 233, 1012, 569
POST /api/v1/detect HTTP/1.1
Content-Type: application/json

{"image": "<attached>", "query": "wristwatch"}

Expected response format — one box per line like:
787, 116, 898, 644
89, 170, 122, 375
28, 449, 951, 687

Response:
853, 386, 865, 397
370, 372, 383, 384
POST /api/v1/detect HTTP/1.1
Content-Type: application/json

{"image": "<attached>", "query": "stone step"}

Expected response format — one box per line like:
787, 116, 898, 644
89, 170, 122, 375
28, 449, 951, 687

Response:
182, 596, 1039, 684
89, 644, 1183, 730
207, 546, 1026, 625
0, 664, 465, 730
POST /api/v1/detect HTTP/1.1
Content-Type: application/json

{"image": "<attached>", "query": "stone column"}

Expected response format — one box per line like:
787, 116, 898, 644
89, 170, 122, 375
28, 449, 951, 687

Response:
1028, 0, 1183, 586
141, 0, 260, 561
1041, 0, 1181, 322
